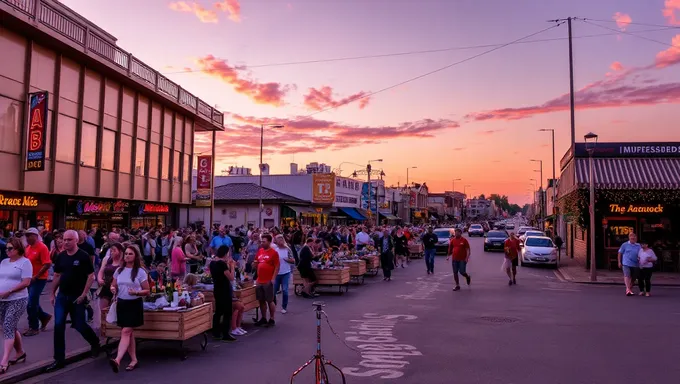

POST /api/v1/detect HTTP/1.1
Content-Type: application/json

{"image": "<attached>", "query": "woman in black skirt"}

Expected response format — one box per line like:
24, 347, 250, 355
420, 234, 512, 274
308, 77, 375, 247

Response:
109, 245, 150, 373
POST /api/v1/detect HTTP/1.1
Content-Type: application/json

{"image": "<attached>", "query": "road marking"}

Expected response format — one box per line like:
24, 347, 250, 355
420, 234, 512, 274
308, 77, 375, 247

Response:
541, 287, 581, 292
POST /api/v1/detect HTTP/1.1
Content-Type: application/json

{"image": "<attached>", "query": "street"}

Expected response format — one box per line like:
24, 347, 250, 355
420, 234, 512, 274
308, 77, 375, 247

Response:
27, 235, 680, 384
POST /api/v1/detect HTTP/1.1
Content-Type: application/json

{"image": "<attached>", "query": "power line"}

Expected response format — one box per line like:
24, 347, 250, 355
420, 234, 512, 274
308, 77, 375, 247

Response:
299, 23, 565, 119
581, 19, 680, 48
162, 26, 675, 75
579, 17, 680, 30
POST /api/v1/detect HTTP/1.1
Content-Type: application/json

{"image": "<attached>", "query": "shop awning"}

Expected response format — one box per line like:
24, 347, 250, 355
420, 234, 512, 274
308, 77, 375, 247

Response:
378, 210, 399, 221
339, 207, 367, 220
286, 205, 316, 215
356, 208, 371, 218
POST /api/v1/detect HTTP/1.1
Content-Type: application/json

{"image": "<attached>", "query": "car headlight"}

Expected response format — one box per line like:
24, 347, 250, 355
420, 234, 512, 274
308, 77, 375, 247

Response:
484, 238, 491, 243
524, 250, 533, 257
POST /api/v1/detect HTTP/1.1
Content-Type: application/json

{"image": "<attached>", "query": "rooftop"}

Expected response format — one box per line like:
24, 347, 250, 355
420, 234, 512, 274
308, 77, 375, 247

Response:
194, 183, 309, 203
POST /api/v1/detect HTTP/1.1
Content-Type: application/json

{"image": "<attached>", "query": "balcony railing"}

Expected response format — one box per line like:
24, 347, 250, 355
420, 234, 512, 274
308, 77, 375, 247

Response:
1, 0, 224, 129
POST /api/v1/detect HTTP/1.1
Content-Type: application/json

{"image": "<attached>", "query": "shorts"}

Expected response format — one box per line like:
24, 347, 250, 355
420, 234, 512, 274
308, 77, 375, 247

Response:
255, 282, 275, 303
511, 257, 518, 267
622, 265, 640, 278
452, 260, 467, 275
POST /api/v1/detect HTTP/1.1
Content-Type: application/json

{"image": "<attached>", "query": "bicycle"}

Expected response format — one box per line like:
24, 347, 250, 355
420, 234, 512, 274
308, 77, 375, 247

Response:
290, 302, 347, 384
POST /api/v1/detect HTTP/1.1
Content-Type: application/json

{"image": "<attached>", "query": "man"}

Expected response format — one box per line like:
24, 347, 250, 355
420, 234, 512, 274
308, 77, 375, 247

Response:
379, 228, 395, 281
46, 230, 100, 372
209, 227, 233, 256
618, 232, 641, 296
446, 228, 471, 291
24, 228, 52, 336
252, 234, 280, 327
77, 230, 97, 322
422, 226, 438, 275
355, 226, 371, 250
504, 232, 521, 286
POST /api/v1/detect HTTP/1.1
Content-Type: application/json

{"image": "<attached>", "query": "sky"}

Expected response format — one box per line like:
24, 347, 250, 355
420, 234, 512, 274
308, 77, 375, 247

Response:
60, 0, 680, 205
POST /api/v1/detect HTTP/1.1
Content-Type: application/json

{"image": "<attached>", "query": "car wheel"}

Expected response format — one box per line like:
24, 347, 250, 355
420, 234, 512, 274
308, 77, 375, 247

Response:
483, 247, 488, 252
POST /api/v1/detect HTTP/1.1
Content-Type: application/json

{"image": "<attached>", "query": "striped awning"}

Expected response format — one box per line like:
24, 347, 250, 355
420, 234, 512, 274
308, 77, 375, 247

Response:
574, 158, 680, 190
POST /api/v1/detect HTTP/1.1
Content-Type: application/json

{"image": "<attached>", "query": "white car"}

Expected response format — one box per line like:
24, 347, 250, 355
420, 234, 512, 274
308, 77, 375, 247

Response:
519, 230, 544, 243
521, 236, 558, 267
468, 224, 485, 237
517, 226, 536, 237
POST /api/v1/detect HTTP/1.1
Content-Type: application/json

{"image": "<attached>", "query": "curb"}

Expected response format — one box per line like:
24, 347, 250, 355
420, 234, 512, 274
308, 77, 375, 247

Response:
570, 280, 680, 287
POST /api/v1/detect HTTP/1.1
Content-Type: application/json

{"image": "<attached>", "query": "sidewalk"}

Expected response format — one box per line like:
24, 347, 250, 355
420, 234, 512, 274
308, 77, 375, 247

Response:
0, 291, 105, 384
556, 255, 680, 286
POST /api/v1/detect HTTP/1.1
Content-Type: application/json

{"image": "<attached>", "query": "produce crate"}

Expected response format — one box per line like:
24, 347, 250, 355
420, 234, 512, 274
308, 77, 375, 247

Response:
234, 285, 258, 312
293, 267, 350, 294
363, 255, 380, 269
343, 260, 367, 284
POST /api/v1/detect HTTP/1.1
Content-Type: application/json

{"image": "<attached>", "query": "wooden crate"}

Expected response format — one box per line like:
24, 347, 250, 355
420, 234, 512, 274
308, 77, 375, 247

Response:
201, 290, 214, 304
102, 302, 213, 341
363, 255, 380, 269
344, 260, 367, 276
293, 268, 350, 285
235, 285, 258, 312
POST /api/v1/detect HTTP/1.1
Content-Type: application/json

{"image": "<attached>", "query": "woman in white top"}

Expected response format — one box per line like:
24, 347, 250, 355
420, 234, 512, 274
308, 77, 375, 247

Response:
0, 238, 33, 374
109, 245, 149, 373
638, 241, 657, 297
273, 235, 296, 314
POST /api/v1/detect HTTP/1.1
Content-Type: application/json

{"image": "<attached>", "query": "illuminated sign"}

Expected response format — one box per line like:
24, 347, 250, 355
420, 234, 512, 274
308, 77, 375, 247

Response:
196, 155, 212, 207
0, 194, 39, 207
138, 203, 170, 215
609, 226, 634, 236
26, 91, 48, 171
73, 200, 129, 215
609, 204, 664, 214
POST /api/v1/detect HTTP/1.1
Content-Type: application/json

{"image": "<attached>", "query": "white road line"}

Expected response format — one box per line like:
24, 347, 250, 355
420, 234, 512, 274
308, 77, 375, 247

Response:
541, 287, 581, 292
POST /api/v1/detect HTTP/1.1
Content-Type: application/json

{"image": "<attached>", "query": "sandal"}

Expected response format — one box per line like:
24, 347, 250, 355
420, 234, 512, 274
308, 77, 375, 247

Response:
126, 362, 139, 371
0, 365, 8, 374
9, 353, 26, 365
109, 359, 120, 373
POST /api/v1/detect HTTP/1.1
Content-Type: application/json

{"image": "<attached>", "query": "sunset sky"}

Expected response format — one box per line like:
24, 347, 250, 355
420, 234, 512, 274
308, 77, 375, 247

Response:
61, 0, 680, 205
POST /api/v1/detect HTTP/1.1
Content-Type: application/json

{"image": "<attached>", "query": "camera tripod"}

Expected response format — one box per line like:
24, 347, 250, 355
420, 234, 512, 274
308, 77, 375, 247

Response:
290, 302, 347, 384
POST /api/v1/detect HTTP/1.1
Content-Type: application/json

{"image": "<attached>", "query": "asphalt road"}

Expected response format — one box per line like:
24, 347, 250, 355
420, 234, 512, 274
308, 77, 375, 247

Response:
28, 235, 680, 384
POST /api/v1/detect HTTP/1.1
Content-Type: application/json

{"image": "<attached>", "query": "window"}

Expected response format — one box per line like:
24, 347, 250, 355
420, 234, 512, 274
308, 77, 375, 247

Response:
101, 129, 116, 170
161, 147, 170, 180
183, 154, 190, 183
0, 97, 22, 154
172, 150, 180, 182
119, 134, 132, 173
135, 139, 146, 176
80, 123, 98, 167
149, 144, 159, 178
56, 115, 77, 163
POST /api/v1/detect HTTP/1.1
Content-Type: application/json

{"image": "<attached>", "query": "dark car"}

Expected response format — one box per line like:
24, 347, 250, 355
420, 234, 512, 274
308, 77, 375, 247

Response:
484, 230, 509, 252
433, 228, 455, 255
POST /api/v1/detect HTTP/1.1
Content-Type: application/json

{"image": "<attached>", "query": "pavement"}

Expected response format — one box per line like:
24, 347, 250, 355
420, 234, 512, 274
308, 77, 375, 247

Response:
556, 253, 680, 286
16, 235, 680, 384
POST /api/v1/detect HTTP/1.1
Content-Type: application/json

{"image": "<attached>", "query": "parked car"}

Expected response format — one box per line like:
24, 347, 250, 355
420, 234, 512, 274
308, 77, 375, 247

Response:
520, 230, 546, 243
517, 226, 536, 237
520, 236, 558, 267
484, 230, 509, 252
468, 224, 485, 237
433, 228, 455, 255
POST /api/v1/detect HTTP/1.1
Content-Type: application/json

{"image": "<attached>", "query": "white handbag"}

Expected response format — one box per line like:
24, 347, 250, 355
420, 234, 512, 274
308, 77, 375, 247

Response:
106, 301, 118, 324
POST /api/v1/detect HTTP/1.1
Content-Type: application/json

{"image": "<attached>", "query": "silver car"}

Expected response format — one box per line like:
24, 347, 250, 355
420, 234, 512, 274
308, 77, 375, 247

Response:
520, 236, 558, 267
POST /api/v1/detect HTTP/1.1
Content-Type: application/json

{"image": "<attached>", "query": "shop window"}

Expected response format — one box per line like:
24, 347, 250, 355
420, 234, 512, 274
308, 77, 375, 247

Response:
56, 115, 77, 163
183, 154, 190, 183
172, 150, 180, 182
0, 97, 22, 154
149, 144, 159, 179
162, 147, 170, 180
135, 139, 146, 176
604, 219, 636, 248
81, 123, 98, 167
119, 134, 132, 173
163, 111, 173, 138
101, 129, 116, 170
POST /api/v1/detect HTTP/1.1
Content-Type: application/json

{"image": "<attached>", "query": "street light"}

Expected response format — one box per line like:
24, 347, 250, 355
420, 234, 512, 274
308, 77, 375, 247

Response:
452, 178, 462, 219
539, 129, 557, 234
335, 162, 365, 176
259, 124, 284, 228
530, 159, 544, 230
406, 166, 417, 186
584, 131, 598, 282
352, 160, 383, 227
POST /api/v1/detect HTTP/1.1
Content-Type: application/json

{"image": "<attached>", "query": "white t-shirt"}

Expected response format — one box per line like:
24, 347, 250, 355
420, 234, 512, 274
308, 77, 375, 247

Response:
638, 248, 657, 269
275, 245, 292, 275
113, 267, 148, 300
0, 257, 33, 301
356, 232, 370, 245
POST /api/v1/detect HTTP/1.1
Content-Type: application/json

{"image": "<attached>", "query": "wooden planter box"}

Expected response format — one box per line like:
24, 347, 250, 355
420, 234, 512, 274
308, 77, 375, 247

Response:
344, 260, 367, 276
102, 302, 213, 341
363, 255, 380, 269
234, 285, 258, 312
293, 267, 350, 285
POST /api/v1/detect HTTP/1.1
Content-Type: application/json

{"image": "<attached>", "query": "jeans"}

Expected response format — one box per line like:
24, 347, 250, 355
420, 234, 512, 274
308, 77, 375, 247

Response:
27, 279, 49, 330
53, 293, 99, 362
274, 272, 291, 310
639, 268, 653, 292
424, 249, 436, 272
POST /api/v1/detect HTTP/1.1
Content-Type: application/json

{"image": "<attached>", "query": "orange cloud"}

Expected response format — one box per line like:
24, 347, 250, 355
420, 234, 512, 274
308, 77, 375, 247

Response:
663, 0, 680, 25
169, 1, 218, 23
214, 0, 241, 22
656, 34, 680, 68
303, 86, 372, 111
195, 55, 293, 106
613, 12, 632, 30
610, 61, 624, 71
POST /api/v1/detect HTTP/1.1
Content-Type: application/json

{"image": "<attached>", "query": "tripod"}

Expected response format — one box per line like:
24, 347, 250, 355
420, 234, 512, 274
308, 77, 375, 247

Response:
290, 302, 347, 384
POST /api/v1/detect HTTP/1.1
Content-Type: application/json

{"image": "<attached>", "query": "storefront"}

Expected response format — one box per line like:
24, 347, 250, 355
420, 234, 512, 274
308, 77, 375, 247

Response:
0, 192, 54, 232
328, 207, 367, 226
130, 203, 172, 229
66, 199, 174, 231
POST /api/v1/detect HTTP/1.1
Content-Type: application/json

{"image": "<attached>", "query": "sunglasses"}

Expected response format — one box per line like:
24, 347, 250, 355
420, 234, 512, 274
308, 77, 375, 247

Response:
6, 246, 14, 251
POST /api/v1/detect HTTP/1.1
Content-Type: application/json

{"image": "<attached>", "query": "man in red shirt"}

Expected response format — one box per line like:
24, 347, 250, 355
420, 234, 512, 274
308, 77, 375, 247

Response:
446, 228, 471, 291
24, 227, 53, 336
252, 234, 280, 327
504, 232, 521, 285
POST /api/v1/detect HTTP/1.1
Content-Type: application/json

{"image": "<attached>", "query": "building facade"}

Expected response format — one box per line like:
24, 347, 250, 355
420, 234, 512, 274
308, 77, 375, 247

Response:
1, 0, 223, 232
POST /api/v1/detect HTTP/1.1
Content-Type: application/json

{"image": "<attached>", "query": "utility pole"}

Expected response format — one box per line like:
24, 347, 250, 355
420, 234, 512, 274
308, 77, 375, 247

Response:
549, 17, 576, 148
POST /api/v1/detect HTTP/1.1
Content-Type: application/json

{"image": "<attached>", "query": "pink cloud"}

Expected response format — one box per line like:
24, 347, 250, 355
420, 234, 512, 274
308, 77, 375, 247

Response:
169, 2, 218, 23
303, 86, 372, 111
613, 12, 632, 30
610, 61, 624, 71
195, 55, 293, 106
656, 34, 680, 68
663, 0, 680, 25
478, 129, 503, 135
214, 0, 241, 22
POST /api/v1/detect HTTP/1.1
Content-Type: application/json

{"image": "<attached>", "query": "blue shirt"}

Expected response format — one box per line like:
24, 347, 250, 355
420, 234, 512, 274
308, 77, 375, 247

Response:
210, 235, 233, 250
618, 241, 641, 267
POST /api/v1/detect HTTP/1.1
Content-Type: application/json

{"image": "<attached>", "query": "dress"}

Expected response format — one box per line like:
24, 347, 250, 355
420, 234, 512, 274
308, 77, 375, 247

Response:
99, 257, 118, 301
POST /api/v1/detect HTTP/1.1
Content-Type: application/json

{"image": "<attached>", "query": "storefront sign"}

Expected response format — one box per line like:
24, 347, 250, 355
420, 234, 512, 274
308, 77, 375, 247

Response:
72, 200, 129, 215
0, 194, 39, 207
409, 192, 416, 206
563, 143, 680, 169
336, 195, 359, 204
138, 203, 170, 215
312, 173, 336, 204
265, 207, 273, 216
609, 204, 664, 214
196, 155, 213, 207
25, 91, 48, 171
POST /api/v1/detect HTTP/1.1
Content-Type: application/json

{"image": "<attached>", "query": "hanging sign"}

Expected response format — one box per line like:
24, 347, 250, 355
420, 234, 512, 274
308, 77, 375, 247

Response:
312, 173, 336, 204
609, 204, 664, 214
196, 155, 213, 207
26, 91, 48, 171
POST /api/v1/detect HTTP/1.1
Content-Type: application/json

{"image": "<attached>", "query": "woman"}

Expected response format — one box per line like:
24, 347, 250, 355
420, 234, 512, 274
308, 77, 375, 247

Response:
297, 238, 318, 298
243, 233, 260, 281
638, 241, 657, 297
170, 236, 186, 281
273, 235, 295, 314
97, 243, 124, 310
109, 245, 149, 373
0, 238, 32, 374
49, 233, 64, 262
227, 258, 247, 336
183, 236, 202, 274
393, 228, 409, 269
380, 228, 395, 281
209, 246, 236, 342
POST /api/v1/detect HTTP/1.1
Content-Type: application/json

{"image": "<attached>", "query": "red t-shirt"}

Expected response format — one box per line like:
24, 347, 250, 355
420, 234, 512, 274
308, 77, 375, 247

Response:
504, 238, 521, 259
404, 230, 412, 241
255, 247, 280, 284
448, 237, 470, 261
26, 242, 51, 280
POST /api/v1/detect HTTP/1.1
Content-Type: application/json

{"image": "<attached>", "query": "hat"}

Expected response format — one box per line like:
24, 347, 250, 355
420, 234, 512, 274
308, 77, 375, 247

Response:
26, 227, 40, 236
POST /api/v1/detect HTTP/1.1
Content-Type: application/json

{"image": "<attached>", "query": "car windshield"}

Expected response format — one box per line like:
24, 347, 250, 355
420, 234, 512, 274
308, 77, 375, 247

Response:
434, 230, 451, 238
526, 231, 545, 237
487, 231, 507, 238
470, 225, 482, 229
526, 238, 554, 247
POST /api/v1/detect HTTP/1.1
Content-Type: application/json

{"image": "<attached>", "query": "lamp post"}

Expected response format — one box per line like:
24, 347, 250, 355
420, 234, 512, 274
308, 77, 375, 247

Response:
539, 129, 557, 233
463, 185, 471, 220
453, 178, 462, 218
259, 124, 284, 228
530, 159, 544, 229
335, 161, 365, 176
584, 132, 599, 282
353, 159, 383, 227
406, 166, 417, 186
529, 178, 538, 226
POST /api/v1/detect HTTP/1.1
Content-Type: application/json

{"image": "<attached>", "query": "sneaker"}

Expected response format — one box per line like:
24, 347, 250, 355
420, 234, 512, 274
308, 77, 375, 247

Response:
221, 335, 237, 342
465, 274, 471, 286
639, 292, 646, 296
508, 280, 513, 286
254, 318, 268, 327
90, 344, 101, 358
453, 286, 461, 291
230, 330, 243, 336
512, 278, 516, 285
427, 271, 431, 275
645, 292, 651, 297
23, 329, 40, 337
267, 319, 276, 327
237, 327, 248, 335
281, 309, 287, 314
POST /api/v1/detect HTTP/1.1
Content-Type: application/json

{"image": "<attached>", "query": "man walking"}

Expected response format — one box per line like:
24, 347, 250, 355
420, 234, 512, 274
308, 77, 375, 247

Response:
252, 234, 279, 327
504, 232, 521, 285
618, 232, 641, 296
422, 227, 438, 275
24, 228, 52, 336
446, 228, 471, 291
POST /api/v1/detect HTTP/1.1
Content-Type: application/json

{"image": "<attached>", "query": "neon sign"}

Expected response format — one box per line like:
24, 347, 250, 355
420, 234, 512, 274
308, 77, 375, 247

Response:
609, 204, 664, 214
0, 194, 39, 207
75, 200, 129, 215
26, 91, 48, 171
139, 204, 169, 214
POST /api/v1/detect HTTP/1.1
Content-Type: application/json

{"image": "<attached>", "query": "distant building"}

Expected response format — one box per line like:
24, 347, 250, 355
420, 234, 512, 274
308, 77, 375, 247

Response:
465, 198, 497, 220
305, 162, 331, 174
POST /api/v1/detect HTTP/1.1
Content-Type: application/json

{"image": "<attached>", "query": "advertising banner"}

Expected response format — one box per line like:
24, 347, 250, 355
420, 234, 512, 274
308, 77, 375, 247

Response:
26, 91, 48, 171
196, 155, 213, 207
312, 173, 335, 204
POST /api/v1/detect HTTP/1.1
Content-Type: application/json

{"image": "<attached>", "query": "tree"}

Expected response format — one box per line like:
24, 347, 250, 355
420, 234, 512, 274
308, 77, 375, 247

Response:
522, 204, 530, 215
478, 193, 486, 200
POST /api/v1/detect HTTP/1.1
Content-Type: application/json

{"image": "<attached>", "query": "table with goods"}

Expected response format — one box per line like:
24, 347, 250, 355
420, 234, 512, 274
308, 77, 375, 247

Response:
334, 246, 380, 283
195, 272, 261, 321
293, 249, 351, 295
102, 279, 212, 360
408, 240, 424, 260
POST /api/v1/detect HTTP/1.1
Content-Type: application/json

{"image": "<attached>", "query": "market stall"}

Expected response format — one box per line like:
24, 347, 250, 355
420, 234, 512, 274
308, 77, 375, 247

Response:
342, 259, 366, 284
362, 255, 380, 276
408, 241, 424, 260
293, 267, 350, 295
